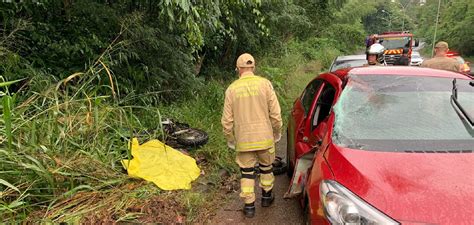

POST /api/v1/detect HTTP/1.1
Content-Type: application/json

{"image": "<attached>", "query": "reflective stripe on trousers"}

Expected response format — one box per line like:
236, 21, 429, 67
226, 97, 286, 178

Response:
240, 175, 256, 204
259, 163, 274, 191
235, 147, 275, 204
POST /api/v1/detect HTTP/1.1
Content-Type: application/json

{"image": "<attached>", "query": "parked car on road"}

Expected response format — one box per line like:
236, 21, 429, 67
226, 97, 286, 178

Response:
410, 51, 423, 66
329, 55, 367, 72
287, 66, 474, 224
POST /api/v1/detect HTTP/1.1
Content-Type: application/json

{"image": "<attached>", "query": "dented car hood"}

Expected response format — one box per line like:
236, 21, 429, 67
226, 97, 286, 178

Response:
326, 146, 474, 224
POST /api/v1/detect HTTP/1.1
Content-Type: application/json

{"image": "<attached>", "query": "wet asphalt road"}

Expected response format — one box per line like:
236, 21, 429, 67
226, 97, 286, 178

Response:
211, 135, 305, 225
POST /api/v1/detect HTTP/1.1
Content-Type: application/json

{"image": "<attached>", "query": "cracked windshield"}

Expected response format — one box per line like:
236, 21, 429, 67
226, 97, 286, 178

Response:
333, 75, 474, 151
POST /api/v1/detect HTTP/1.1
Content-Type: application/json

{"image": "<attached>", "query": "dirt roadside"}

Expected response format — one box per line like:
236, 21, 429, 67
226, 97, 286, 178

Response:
209, 135, 304, 224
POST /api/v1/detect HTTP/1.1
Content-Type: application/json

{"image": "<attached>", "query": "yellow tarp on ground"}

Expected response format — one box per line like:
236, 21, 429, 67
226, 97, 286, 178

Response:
122, 138, 200, 190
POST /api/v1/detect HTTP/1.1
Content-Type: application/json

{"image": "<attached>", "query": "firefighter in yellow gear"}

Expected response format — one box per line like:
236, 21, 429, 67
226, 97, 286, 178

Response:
421, 41, 461, 72
221, 53, 282, 218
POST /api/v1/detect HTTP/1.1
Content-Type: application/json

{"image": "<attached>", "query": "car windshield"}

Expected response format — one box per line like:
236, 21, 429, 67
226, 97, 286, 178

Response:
379, 37, 411, 50
331, 59, 367, 72
333, 74, 474, 152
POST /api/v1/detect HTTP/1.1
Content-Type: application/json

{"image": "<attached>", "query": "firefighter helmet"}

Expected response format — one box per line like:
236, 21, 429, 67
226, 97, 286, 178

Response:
366, 43, 385, 64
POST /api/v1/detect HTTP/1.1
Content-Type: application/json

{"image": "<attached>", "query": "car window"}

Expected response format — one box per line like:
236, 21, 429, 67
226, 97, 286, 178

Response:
379, 37, 411, 49
301, 79, 323, 115
331, 59, 367, 72
311, 83, 335, 131
333, 75, 474, 152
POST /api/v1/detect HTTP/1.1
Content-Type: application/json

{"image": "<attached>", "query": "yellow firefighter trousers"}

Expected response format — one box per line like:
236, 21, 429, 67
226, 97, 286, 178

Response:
235, 146, 275, 204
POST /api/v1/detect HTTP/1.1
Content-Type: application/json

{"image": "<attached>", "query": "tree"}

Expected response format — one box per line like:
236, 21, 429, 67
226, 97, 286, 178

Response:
409, 0, 473, 55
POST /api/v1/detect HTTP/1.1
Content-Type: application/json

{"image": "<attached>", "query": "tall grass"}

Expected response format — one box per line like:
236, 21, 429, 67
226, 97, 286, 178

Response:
257, 38, 344, 122
0, 37, 168, 221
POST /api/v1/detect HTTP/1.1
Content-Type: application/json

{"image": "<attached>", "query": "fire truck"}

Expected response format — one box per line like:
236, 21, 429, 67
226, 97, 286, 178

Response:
366, 31, 419, 65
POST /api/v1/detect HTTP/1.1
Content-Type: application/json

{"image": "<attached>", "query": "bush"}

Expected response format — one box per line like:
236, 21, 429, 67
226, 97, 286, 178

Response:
323, 24, 365, 54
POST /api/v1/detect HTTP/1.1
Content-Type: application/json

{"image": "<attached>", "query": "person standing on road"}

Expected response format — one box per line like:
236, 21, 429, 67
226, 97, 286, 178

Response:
394, 47, 410, 66
221, 53, 282, 218
421, 41, 460, 72
365, 43, 386, 66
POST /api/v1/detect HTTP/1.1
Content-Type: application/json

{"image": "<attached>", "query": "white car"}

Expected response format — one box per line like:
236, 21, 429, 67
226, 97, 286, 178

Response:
410, 51, 423, 66
330, 55, 367, 72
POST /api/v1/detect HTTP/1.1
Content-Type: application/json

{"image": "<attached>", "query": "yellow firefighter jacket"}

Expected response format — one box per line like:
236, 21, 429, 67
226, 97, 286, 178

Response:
421, 56, 460, 72
221, 72, 282, 152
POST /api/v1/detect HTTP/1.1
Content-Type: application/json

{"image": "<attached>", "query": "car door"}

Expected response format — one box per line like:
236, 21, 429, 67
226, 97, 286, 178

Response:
304, 73, 343, 154
286, 73, 342, 198
288, 79, 324, 167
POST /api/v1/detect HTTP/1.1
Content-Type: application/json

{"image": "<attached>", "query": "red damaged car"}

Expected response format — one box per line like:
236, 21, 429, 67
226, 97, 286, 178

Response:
286, 66, 474, 224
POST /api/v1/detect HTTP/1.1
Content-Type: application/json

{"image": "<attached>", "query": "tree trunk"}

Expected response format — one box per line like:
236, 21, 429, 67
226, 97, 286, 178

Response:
63, 0, 72, 21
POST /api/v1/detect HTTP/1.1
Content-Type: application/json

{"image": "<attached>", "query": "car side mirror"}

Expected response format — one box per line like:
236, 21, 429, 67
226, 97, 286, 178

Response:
414, 39, 420, 47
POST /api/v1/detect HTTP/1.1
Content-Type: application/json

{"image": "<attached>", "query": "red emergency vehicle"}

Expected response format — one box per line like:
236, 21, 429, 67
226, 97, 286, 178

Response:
366, 31, 419, 65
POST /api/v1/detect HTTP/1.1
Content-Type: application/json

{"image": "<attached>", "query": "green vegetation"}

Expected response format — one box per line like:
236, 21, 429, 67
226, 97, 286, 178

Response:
357, 0, 474, 60
465, 56, 474, 64
5, 0, 467, 223
364, 0, 473, 57
412, 0, 473, 56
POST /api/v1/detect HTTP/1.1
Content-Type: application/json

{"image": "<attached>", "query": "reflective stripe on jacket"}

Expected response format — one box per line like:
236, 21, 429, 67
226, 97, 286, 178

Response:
221, 72, 282, 152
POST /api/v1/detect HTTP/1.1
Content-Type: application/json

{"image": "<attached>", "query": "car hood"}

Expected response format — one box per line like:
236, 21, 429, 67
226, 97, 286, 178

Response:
326, 145, 474, 224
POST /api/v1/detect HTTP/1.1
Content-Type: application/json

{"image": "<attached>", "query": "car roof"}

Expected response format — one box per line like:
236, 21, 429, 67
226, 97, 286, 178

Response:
333, 66, 471, 80
335, 54, 366, 61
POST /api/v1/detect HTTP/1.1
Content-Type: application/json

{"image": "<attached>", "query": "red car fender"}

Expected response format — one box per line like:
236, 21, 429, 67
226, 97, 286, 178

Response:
305, 114, 336, 224
305, 145, 334, 224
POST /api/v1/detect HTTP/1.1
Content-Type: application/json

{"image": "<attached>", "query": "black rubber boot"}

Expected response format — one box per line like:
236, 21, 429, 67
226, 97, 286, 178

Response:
261, 189, 274, 207
243, 202, 255, 218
